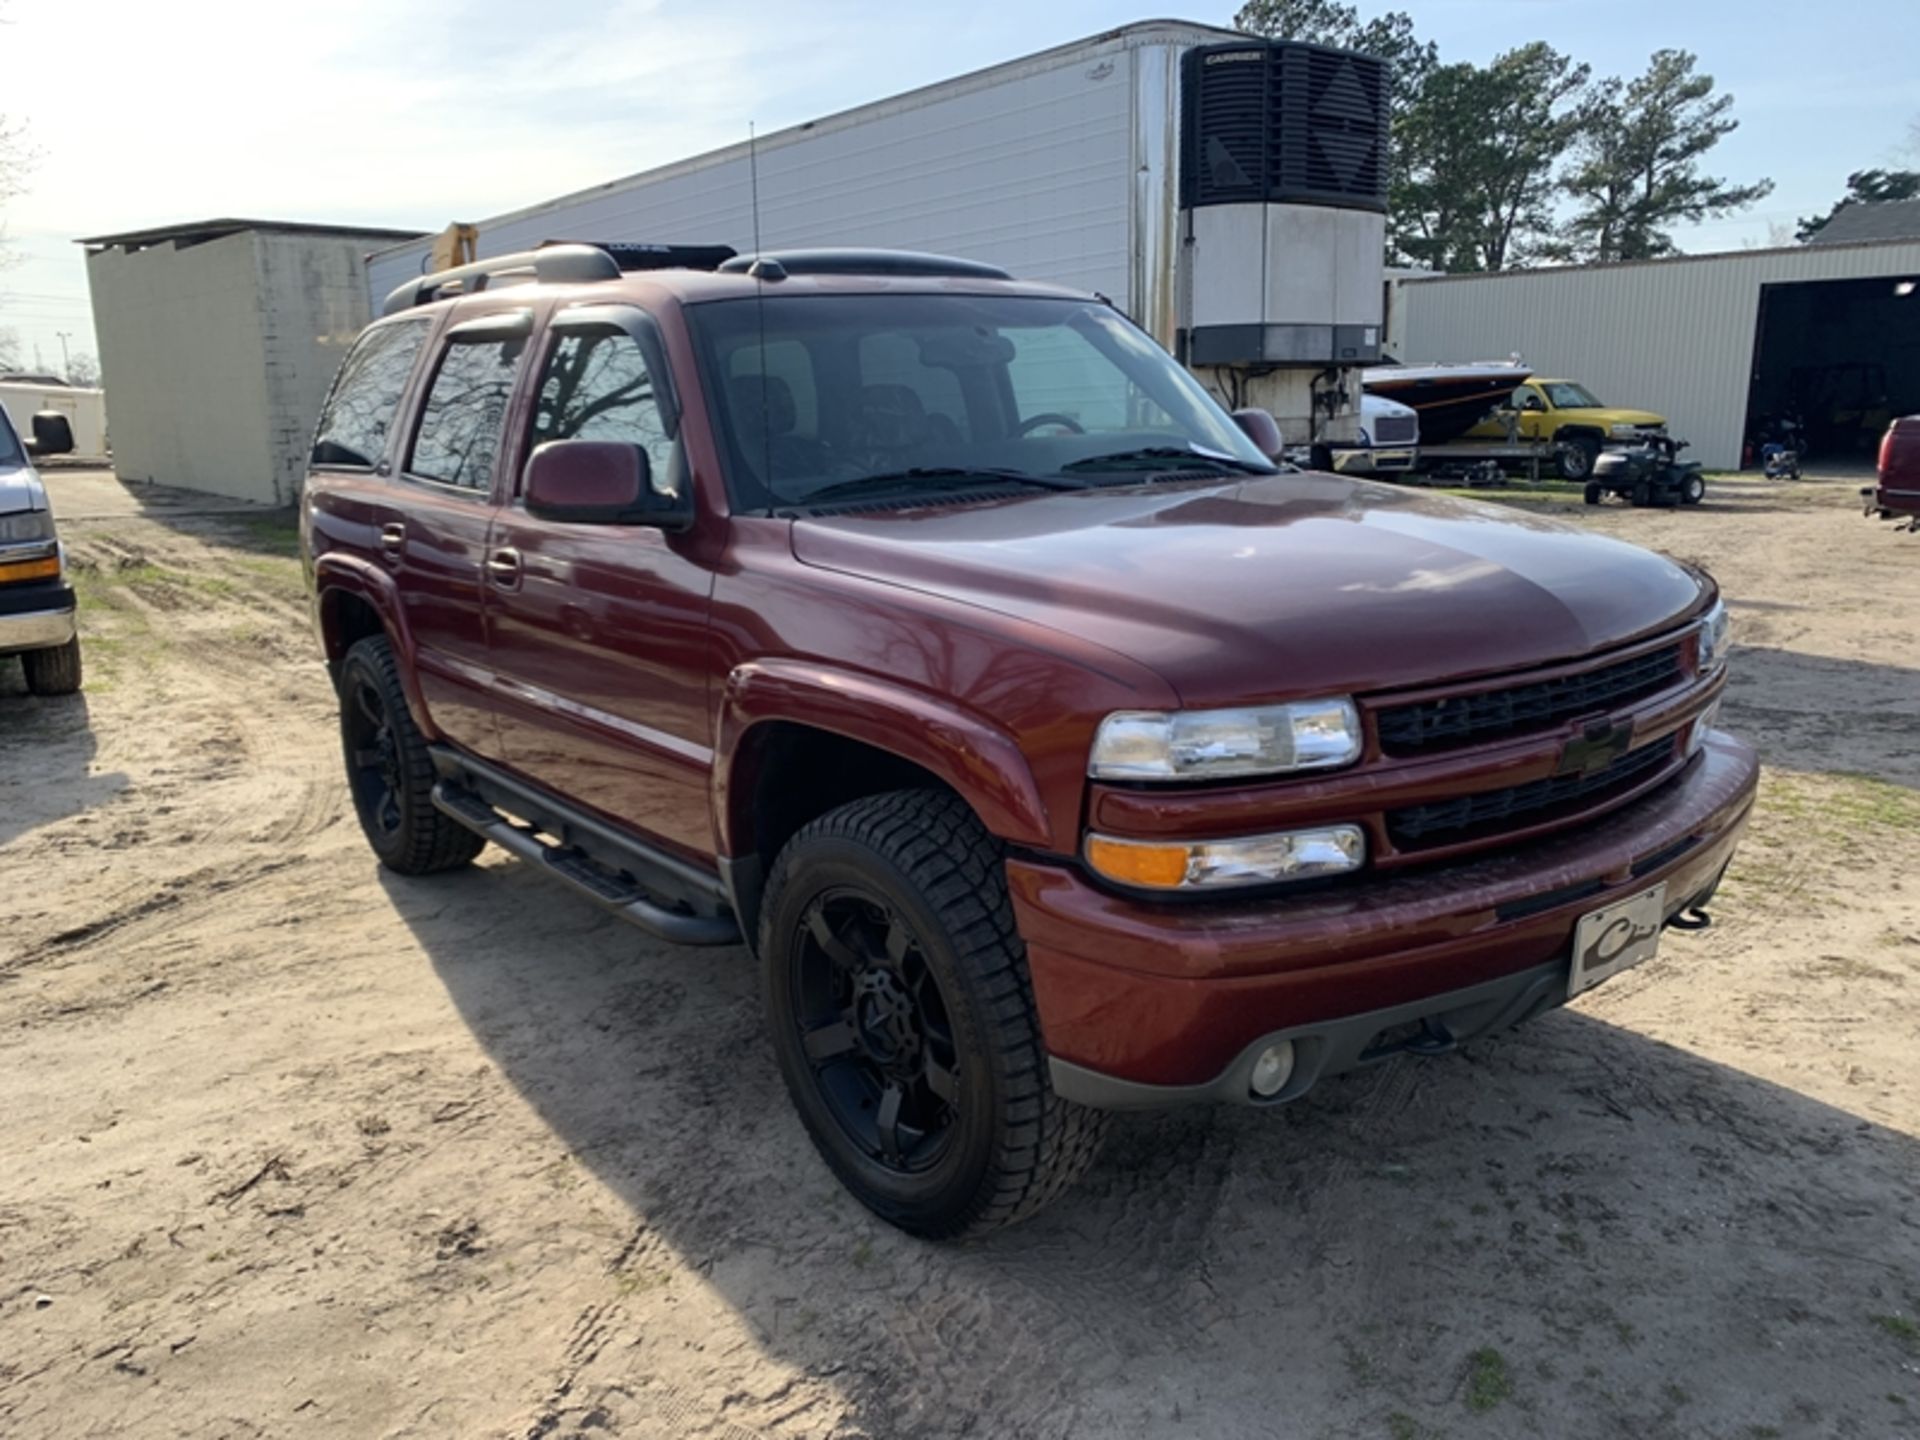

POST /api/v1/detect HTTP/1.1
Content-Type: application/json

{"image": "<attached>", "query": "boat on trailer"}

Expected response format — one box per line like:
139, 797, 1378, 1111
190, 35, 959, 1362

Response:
1362, 362, 1531, 446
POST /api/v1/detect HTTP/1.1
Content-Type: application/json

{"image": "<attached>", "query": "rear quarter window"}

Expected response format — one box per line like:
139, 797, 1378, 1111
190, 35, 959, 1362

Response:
311, 319, 431, 469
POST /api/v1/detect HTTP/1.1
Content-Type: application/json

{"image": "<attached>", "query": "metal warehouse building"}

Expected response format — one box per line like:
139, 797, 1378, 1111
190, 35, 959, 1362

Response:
1390, 236, 1920, 470
83, 219, 423, 504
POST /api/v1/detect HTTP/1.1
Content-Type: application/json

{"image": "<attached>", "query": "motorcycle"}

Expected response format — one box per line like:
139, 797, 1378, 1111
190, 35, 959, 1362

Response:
1585, 436, 1706, 509
1754, 411, 1807, 478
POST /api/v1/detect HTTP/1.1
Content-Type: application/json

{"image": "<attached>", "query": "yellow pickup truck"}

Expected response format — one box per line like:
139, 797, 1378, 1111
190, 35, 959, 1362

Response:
1466, 379, 1668, 481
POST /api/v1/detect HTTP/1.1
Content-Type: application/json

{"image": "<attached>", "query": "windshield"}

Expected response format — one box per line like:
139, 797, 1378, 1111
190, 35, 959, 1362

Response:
686, 294, 1274, 509
0, 408, 23, 467
1542, 382, 1602, 409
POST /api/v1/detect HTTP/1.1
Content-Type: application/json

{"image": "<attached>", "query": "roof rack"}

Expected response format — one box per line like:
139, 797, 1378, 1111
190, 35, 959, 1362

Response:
544, 240, 738, 273
717, 248, 1013, 280
380, 243, 620, 316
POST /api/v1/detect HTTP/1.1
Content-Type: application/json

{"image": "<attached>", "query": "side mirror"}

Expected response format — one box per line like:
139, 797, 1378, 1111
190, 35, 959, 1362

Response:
522, 440, 689, 528
26, 412, 75, 458
1230, 407, 1284, 459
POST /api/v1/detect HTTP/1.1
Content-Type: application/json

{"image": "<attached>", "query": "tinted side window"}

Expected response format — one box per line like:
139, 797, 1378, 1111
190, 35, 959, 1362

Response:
408, 336, 526, 491
530, 329, 676, 487
311, 319, 430, 468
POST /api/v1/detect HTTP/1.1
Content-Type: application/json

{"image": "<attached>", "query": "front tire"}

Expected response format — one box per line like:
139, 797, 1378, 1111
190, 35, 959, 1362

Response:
336, 635, 484, 875
760, 790, 1107, 1238
1557, 436, 1600, 482
22, 636, 82, 696
1681, 473, 1706, 506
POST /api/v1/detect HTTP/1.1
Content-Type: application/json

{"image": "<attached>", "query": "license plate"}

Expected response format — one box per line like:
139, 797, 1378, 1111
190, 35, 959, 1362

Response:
1569, 883, 1667, 997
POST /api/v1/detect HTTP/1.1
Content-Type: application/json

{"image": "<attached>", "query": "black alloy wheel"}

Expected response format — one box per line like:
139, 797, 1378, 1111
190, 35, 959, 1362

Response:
336, 636, 484, 874
789, 889, 961, 1174
760, 789, 1108, 1237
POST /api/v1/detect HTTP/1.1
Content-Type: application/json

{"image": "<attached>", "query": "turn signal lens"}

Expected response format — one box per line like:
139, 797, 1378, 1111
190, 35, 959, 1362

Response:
1085, 825, 1366, 892
0, 554, 60, 584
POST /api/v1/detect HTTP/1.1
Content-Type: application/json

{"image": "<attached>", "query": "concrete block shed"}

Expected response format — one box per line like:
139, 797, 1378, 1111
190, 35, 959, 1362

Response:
81, 220, 423, 504
1387, 236, 1920, 470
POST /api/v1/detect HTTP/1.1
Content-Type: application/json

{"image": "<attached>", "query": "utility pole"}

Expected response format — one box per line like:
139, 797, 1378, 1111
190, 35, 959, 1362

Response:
56, 332, 72, 380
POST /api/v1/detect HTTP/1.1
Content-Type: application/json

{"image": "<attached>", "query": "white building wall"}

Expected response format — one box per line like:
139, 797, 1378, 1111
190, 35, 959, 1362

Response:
88, 234, 277, 501
1393, 239, 1920, 470
366, 24, 1234, 318
88, 230, 383, 504
254, 233, 383, 504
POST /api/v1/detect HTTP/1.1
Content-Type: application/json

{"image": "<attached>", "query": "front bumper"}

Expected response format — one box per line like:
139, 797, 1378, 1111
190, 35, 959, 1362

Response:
1012, 732, 1758, 1104
0, 582, 77, 655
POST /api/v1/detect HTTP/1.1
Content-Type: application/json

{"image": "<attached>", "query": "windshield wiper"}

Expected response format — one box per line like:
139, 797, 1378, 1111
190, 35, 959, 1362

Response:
1060, 446, 1274, 476
796, 466, 1083, 506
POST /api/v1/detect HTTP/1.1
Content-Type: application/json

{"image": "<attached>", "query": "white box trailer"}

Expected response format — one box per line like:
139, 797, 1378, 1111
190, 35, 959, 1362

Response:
364, 21, 1390, 452
0, 381, 109, 461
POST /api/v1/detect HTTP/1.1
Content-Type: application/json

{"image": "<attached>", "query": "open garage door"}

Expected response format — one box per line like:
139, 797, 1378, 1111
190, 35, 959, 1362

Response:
1746, 273, 1920, 465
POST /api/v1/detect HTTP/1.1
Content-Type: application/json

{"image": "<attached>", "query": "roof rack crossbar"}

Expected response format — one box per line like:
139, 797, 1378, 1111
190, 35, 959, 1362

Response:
382, 243, 620, 316
717, 248, 1013, 280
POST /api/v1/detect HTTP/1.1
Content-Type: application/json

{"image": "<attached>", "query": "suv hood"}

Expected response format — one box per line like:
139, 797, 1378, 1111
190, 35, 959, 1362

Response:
790, 474, 1707, 708
0, 459, 47, 517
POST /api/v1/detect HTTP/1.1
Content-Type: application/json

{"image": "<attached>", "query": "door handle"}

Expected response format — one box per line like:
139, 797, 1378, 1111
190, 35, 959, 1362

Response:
486, 547, 522, 587
379, 522, 406, 557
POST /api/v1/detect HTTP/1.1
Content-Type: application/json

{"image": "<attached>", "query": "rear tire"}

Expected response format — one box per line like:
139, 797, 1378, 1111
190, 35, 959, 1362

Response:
337, 635, 484, 875
1681, 473, 1706, 506
1556, 436, 1600, 482
760, 789, 1108, 1238
1630, 481, 1651, 508
22, 636, 82, 696
1583, 482, 1602, 506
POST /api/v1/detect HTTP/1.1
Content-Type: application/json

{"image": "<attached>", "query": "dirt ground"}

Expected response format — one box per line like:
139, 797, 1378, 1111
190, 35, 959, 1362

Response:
3, 467, 1918, 1440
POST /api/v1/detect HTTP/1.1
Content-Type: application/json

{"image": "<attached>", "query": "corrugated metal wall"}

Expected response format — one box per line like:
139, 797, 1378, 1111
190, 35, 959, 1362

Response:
367, 26, 1225, 316
1394, 240, 1920, 469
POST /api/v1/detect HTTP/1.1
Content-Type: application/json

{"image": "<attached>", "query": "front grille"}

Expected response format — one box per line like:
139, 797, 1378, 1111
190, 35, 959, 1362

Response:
1376, 643, 1684, 756
1387, 738, 1678, 850
1370, 413, 1417, 445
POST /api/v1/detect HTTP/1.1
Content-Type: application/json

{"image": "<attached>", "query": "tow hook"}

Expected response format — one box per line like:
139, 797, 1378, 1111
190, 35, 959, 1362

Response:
1666, 906, 1712, 932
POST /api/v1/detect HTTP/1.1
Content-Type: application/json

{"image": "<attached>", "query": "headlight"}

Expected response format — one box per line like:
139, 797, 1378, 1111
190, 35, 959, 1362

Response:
1089, 700, 1362, 781
1085, 824, 1366, 891
1696, 599, 1729, 674
0, 510, 55, 544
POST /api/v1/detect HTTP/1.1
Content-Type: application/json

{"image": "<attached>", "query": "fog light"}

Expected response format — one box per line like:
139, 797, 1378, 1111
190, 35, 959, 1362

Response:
1249, 1040, 1296, 1098
1687, 699, 1722, 757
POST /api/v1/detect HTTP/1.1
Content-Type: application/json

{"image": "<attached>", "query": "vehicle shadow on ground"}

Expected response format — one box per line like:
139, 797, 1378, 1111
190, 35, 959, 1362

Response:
0, 664, 125, 849
1720, 645, 1920, 791
389, 863, 1920, 1440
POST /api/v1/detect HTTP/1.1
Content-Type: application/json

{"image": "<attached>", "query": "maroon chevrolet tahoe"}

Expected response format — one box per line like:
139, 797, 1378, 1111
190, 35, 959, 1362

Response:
303, 244, 1758, 1237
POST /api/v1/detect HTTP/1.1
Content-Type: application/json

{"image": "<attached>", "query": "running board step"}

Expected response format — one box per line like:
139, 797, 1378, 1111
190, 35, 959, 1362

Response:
431, 782, 740, 947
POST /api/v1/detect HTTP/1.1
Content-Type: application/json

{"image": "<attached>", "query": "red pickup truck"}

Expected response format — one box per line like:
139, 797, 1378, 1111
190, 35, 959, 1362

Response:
303, 245, 1757, 1237
1865, 415, 1920, 530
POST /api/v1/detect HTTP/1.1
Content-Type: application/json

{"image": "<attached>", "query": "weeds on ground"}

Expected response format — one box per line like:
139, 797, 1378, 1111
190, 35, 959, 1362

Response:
1464, 1347, 1513, 1413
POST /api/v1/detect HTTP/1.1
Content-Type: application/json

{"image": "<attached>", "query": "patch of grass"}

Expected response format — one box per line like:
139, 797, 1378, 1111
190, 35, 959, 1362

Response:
1872, 1314, 1920, 1352
1387, 1412, 1420, 1440
1747, 1427, 1783, 1439
1663, 1382, 1691, 1407
1340, 1336, 1377, 1387
851, 1238, 874, 1268
1765, 772, 1920, 838
1464, 1347, 1513, 1413
222, 510, 302, 557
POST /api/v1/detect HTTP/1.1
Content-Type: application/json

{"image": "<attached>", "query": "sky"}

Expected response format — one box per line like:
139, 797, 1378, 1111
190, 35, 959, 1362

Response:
1, 0, 1914, 377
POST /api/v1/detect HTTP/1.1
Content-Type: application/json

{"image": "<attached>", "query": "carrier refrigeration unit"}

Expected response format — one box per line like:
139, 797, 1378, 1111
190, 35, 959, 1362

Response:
364, 21, 1391, 455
